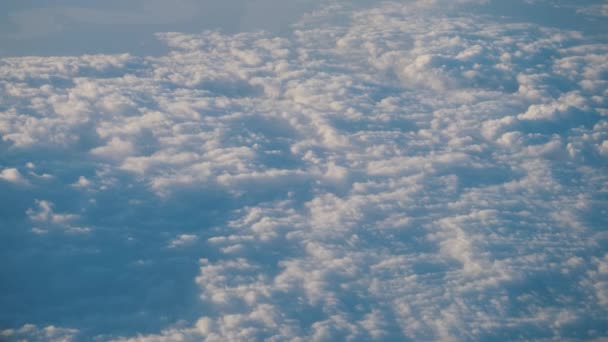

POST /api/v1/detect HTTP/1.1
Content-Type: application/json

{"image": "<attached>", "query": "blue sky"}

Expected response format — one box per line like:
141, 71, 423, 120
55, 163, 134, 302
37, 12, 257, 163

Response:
1, 0, 607, 341
1, 0, 606, 56
0, 0, 318, 56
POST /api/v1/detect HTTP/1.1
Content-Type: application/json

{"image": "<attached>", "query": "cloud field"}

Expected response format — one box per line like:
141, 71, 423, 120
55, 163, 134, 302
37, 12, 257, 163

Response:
1, 0, 607, 340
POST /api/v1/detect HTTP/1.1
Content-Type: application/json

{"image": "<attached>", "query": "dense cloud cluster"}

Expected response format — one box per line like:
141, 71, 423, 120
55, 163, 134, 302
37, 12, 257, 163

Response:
1, 0, 607, 341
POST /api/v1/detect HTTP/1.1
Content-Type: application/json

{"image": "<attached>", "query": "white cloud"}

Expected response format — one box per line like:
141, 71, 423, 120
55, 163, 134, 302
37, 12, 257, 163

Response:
168, 234, 198, 248
1, 0, 607, 340
91, 137, 135, 160
599, 140, 608, 156
577, 3, 608, 17
0, 167, 28, 184
72, 175, 91, 188
518, 92, 587, 121
26, 199, 89, 234
1, 324, 79, 342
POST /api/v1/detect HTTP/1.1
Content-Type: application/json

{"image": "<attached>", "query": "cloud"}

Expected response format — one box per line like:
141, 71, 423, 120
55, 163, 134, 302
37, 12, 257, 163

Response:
26, 199, 90, 234
91, 137, 135, 159
0, 167, 28, 185
1, 0, 607, 341
1, 324, 79, 342
72, 175, 91, 188
168, 234, 198, 248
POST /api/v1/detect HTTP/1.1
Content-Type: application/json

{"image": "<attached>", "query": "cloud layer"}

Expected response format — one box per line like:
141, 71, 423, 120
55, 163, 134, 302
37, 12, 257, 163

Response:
1, 0, 607, 341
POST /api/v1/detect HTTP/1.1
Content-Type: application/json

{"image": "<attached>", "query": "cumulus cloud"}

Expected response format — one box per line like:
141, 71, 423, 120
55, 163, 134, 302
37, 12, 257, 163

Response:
168, 234, 199, 248
72, 175, 91, 188
26, 199, 90, 234
1, 0, 607, 341
0, 167, 28, 185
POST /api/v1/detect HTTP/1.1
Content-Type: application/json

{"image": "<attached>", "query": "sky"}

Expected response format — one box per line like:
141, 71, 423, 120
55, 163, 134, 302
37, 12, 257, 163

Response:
0, 0, 607, 341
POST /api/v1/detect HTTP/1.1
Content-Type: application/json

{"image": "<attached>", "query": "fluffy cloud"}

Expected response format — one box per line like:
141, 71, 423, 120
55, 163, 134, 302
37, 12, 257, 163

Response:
0, 167, 28, 185
168, 234, 199, 248
26, 199, 90, 234
1, 0, 607, 341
